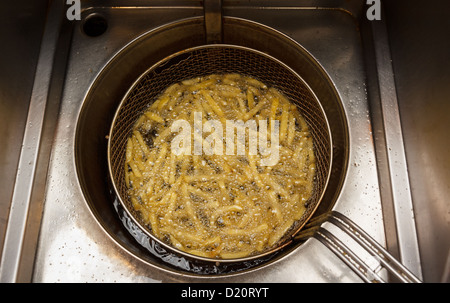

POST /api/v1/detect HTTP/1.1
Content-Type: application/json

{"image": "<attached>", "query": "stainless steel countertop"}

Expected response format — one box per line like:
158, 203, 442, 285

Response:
1, 0, 427, 282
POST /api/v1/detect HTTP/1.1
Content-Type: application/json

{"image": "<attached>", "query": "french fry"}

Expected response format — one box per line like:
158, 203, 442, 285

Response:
144, 111, 164, 123
279, 103, 290, 143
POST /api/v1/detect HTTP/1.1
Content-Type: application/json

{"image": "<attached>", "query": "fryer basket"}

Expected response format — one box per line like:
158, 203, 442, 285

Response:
108, 44, 332, 261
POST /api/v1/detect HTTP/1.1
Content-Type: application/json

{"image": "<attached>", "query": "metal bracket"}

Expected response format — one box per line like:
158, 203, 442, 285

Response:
204, 0, 223, 44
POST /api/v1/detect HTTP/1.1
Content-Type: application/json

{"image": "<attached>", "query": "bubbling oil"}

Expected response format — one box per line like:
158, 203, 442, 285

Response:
112, 192, 278, 274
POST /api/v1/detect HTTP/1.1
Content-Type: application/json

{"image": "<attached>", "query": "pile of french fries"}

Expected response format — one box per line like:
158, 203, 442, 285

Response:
125, 74, 316, 259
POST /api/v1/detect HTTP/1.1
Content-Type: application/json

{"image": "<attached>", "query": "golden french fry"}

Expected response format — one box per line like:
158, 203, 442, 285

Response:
145, 111, 164, 123
200, 90, 225, 119
246, 89, 255, 110
279, 103, 289, 143
243, 98, 266, 121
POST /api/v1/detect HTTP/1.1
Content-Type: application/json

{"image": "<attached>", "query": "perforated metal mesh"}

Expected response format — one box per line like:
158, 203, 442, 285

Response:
108, 45, 332, 257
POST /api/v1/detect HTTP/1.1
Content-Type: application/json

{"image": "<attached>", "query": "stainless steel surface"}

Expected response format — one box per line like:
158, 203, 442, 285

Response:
0, 0, 54, 282
0, 0, 48, 264
384, 0, 450, 283
1, 0, 433, 282
363, 18, 422, 278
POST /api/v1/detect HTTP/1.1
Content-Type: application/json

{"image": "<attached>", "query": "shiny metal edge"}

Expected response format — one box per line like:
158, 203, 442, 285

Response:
0, 0, 64, 282
369, 18, 422, 279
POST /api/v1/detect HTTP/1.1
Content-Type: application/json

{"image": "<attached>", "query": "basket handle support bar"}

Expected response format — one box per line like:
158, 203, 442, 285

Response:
204, 0, 223, 44
295, 211, 422, 283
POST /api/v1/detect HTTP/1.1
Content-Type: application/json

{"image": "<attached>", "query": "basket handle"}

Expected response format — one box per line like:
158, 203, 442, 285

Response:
294, 211, 422, 283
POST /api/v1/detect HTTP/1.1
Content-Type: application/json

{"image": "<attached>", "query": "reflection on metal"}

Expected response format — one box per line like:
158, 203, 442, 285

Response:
370, 18, 422, 279
0, 0, 64, 283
